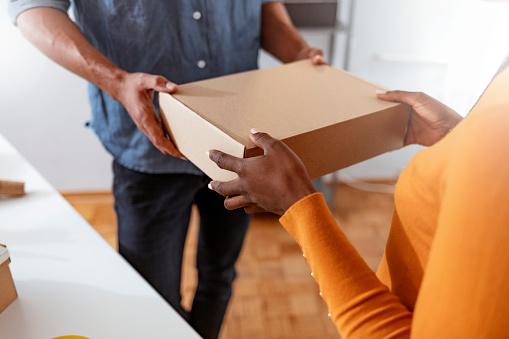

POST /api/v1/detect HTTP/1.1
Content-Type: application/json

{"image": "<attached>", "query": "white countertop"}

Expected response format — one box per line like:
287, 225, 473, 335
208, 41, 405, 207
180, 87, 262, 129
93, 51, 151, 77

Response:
0, 134, 200, 339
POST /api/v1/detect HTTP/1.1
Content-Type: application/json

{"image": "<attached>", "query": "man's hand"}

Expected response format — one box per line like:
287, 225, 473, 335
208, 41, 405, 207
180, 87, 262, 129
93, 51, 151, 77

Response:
208, 130, 315, 215
16, 8, 184, 159
296, 47, 325, 65
377, 90, 463, 146
115, 73, 184, 158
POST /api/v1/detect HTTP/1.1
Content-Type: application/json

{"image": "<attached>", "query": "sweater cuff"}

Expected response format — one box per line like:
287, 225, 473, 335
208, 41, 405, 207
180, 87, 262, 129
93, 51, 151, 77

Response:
279, 192, 328, 233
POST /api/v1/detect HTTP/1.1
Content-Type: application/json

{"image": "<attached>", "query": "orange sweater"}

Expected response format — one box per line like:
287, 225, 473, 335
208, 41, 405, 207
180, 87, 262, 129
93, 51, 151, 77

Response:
280, 67, 509, 338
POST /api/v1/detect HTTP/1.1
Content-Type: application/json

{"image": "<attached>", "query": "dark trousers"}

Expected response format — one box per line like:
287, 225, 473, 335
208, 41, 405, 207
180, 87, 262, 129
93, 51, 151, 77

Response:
112, 161, 249, 339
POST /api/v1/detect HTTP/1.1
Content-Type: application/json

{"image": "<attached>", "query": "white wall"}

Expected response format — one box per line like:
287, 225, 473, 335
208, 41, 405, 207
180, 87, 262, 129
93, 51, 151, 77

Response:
1, 0, 508, 190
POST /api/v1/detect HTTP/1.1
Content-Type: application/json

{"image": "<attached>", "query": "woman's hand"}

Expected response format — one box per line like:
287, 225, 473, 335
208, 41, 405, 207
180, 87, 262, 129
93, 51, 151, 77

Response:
377, 90, 463, 146
208, 130, 315, 215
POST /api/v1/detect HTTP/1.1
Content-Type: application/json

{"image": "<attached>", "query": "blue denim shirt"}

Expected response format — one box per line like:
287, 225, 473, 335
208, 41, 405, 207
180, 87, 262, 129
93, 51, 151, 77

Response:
9, 0, 272, 175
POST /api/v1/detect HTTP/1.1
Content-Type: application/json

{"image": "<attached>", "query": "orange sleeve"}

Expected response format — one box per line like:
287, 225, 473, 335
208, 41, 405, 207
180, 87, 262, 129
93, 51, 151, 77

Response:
410, 112, 509, 337
280, 111, 509, 338
280, 192, 412, 338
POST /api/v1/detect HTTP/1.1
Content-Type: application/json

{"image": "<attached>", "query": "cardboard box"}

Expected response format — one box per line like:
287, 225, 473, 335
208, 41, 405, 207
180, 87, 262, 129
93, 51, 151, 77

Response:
0, 180, 25, 197
159, 60, 408, 181
0, 244, 17, 313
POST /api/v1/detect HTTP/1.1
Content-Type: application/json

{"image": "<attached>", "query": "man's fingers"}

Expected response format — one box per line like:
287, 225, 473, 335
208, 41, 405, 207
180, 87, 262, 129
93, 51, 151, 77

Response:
158, 116, 187, 159
308, 48, 323, 57
312, 54, 325, 65
153, 133, 184, 158
140, 109, 184, 158
307, 48, 325, 65
209, 179, 242, 197
208, 150, 243, 173
146, 75, 177, 94
223, 195, 250, 210
376, 90, 421, 106
248, 129, 278, 153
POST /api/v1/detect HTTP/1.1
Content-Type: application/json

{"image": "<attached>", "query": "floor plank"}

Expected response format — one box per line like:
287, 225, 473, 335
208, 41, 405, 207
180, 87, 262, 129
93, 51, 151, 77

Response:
63, 181, 394, 339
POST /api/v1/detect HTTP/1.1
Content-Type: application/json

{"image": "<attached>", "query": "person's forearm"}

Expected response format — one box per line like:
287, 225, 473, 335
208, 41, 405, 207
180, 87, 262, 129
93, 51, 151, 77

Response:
261, 2, 309, 63
17, 8, 126, 100
280, 193, 412, 338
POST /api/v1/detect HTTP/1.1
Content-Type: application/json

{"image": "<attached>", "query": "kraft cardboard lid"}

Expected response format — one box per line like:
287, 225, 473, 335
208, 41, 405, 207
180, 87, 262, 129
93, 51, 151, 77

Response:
172, 60, 400, 148
0, 245, 9, 266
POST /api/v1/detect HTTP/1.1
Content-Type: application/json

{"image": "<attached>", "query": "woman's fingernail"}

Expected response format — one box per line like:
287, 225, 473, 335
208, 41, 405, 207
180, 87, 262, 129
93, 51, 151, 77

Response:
206, 151, 210, 157
375, 89, 387, 95
208, 182, 213, 190
250, 128, 258, 134
166, 82, 176, 90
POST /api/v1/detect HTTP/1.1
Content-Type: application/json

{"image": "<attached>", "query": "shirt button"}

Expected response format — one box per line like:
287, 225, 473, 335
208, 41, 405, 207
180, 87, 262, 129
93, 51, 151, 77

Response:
192, 11, 202, 20
328, 312, 332, 318
310, 272, 315, 278
197, 60, 206, 69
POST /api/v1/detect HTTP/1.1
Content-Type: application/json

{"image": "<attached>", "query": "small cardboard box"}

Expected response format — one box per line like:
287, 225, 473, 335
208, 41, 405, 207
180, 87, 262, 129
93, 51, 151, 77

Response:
0, 244, 17, 313
0, 180, 25, 197
160, 60, 408, 181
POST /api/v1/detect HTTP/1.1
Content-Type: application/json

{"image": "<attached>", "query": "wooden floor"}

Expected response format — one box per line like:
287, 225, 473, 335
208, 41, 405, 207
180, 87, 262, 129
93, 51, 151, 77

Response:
63, 182, 394, 339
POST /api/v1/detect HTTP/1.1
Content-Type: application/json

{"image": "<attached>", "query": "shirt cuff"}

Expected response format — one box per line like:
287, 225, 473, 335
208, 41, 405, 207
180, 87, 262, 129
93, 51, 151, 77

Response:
8, 0, 71, 25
